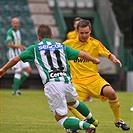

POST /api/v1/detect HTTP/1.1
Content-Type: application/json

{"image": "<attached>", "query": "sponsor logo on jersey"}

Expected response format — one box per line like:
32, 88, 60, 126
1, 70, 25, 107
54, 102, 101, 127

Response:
74, 57, 90, 63
38, 42, 64, 51
49, 71, 67, 78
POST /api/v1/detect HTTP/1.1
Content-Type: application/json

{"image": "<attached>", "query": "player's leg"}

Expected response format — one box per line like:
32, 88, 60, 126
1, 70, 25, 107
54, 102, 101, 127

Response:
68, 83, 99, 127
68, 83, 87, 121
57, 101, 96, 132
45, 82, 96, 132
68, 100, 98, 126
101, 83, 130, 130
102, 85, 120, 120
67, 83, 99, 127
19, 62, 32, 85
12, 62, 22, 95
68, 107, 98, 127
13, 72, 22, 95
68, 106, 85, 120
56, 112, 96, 132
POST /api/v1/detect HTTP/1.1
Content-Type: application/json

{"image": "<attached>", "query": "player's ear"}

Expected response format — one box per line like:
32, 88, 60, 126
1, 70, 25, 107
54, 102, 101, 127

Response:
50, 34, 54, 39
37, 35, 42, 41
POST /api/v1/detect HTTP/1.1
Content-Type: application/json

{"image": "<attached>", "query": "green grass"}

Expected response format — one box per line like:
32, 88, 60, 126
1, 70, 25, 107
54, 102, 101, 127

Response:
1, 89, 133, 133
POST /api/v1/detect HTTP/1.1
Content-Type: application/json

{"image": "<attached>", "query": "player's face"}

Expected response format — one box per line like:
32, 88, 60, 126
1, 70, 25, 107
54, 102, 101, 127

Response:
77, 26, 91, 42
12, 20, 20, 31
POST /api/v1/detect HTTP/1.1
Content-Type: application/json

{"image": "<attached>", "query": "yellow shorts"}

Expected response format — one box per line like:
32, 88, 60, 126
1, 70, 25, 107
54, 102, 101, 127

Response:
73, 77, 110, 102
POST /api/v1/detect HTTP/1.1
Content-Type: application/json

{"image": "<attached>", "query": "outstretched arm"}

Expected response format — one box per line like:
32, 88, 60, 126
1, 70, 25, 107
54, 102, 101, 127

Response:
0, 56, 21, 78
109, 54, 122, 67
78, 51, 100, 64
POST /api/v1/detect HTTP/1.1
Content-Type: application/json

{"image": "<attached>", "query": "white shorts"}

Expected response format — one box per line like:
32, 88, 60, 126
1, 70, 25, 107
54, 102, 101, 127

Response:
12, 61, 30, 72
44, 82, 78, 116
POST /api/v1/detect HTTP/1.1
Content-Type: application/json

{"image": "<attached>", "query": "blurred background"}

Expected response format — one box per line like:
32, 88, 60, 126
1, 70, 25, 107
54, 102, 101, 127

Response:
0, 0, 132, 91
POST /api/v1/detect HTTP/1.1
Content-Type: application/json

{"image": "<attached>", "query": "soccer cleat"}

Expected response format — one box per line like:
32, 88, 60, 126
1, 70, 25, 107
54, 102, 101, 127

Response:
17, 90, 21, 95
115, 120, 130, 130
86, 124, 96, 133
12, 90, 21, 96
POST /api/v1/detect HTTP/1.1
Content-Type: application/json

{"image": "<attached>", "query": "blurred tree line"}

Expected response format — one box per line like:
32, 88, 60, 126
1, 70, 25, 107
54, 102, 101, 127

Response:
110, 0, 132, 49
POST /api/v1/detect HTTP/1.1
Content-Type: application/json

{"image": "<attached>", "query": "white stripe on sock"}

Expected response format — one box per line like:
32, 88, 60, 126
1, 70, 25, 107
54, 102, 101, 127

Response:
79, 121, 84, 129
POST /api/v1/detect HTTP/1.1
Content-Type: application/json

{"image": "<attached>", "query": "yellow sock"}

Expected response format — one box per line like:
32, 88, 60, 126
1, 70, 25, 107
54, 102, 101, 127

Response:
108, 98, 121, 122
68, 106, 85, 120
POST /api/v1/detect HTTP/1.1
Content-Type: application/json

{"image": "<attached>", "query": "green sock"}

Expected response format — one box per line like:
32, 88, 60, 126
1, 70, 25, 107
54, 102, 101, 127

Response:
13, 77, 21, 93
19, 72, 29, 85
63, 117, 90, 130
76, 101, 95, 124
86, 116, 95, 124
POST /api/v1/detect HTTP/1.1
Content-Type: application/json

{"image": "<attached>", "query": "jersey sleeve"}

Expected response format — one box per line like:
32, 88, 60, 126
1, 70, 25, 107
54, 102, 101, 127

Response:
6, 30, 13, 43
19, 45, 35, 62
65, 45, 80, 60
98, 41, 111, 58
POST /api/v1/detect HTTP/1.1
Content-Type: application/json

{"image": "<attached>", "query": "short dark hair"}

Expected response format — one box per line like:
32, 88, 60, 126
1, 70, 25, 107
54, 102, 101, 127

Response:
77, 19, 92, 30
37, 24, 52, 38
74, 17, 82, 22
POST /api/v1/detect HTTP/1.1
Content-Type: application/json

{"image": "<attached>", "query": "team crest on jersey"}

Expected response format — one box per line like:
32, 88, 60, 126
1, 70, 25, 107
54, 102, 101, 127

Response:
38, 42, 64, 51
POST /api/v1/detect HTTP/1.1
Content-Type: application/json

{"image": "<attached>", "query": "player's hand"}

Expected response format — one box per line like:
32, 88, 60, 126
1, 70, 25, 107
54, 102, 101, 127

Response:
19, 45, 27, 51
113, 58, 122, 67
109, 54, 122, 67
93, 58, 100, 64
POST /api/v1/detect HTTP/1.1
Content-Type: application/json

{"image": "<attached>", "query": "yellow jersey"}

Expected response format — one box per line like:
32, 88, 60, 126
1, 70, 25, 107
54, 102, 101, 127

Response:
67, 30, 78, 39
63, 36, 111, 84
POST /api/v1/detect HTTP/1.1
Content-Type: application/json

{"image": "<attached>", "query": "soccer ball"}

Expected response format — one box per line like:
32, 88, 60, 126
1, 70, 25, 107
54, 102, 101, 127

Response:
130, 107, 133, 112
65, 117, 80, 133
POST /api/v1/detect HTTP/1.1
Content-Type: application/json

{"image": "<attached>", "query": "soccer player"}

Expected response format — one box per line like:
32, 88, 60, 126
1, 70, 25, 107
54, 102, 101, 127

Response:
67, 17, 82, 39
6, 17, 32, 95
63, 19, 130, 130
67, 17, 93, 102
0, 24, 100, 133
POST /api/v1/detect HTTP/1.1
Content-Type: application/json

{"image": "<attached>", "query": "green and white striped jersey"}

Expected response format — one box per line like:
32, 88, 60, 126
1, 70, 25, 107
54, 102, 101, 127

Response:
6, 28, 22, 59
19, 38, 80, 84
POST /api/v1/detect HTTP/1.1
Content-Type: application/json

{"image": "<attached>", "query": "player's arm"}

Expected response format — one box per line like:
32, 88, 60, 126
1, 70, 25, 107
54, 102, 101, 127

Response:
7, 42, 27, 51
78, 51, 100, 64
108, 54, 122, 67
6, 33, 26, 51
0, 56, 21, 78
98, 41, 122, 67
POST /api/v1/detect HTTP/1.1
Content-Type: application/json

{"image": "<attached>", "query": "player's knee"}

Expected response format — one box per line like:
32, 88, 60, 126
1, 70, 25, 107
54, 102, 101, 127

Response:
24, 67, 32, 74
68, 100, 79, 108
14, 68, 22, 73
56, 115, 67, 127
107, 89, 117, 100
67, 100, 77, 106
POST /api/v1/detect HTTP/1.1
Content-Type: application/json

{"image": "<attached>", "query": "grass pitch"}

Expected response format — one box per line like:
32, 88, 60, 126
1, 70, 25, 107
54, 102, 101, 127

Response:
1, 89, 133, 133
